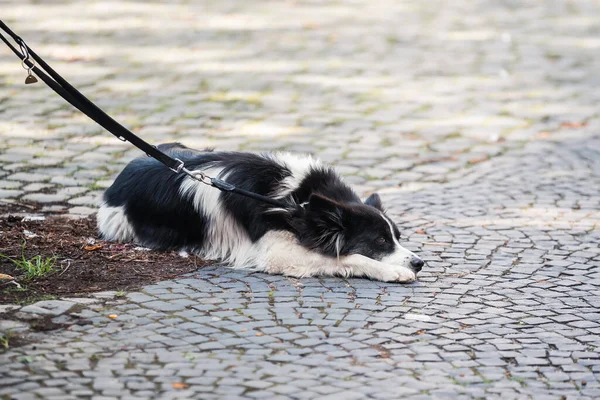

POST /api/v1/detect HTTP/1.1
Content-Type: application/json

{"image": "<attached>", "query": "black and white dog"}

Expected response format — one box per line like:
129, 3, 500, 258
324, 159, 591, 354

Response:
97, 143, 424, 282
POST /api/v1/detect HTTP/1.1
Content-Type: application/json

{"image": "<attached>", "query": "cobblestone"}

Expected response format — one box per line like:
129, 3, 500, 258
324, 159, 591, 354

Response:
19, 300, 75, 316
2, 0, 600, 398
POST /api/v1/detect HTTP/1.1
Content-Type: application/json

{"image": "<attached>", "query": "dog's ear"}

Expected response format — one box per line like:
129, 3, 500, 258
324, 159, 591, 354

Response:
306, 194, 345, 230
289, 194, 347, 257
364, 193, 383, 211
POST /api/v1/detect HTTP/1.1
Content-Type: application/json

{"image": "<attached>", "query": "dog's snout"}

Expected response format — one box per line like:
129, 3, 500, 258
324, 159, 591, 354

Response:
410, 257, 424, 272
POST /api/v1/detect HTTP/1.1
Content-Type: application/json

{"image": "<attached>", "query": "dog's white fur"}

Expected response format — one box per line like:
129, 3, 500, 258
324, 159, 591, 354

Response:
99, 203, 419, 283
98, 146, 422, 283
96, 205, 134, 243
255, 231, 417, 282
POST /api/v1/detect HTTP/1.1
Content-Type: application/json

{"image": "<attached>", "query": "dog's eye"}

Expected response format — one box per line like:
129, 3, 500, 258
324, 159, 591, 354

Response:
376, 237, 387, 244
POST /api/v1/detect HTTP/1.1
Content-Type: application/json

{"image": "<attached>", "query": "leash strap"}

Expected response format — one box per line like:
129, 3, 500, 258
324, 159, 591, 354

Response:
0, 20, 290, 209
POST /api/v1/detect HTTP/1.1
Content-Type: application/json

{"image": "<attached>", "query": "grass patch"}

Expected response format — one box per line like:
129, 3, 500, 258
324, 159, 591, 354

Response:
386, 36, 399, 45
84, 182, 106, 191
445, 132, 462, 139
89, 353, 103, 369
380, 137, 393, 147
0, 332, 10, 349
414, 103, 432, 113
0, 241, 56, 281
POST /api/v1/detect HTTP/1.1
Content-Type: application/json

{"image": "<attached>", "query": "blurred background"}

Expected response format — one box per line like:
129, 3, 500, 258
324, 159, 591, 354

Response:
2, 3, 600, 397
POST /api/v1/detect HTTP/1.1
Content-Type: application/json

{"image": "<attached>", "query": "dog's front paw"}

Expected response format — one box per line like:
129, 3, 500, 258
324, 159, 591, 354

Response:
342, 254, 417, 283
379, 266, 416, 283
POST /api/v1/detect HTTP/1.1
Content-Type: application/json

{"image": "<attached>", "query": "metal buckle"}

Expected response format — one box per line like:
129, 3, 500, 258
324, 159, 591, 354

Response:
179, 167, 212, 186
169, 158, 184, 173
17, 38, 38, 84
190, 170, 212, 185
159, 156, 211, 186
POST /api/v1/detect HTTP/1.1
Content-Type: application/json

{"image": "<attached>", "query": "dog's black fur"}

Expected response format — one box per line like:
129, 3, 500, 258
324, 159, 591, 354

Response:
98, 143, 423, 282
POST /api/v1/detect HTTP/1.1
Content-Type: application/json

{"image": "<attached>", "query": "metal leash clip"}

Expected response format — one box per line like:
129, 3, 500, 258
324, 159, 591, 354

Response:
18, 38, 37, 84
176, 165, 212, 186
188, 169, 213, 186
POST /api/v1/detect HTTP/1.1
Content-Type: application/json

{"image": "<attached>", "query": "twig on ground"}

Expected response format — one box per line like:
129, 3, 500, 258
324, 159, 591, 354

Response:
0, 200, 36, 209
58, 260, 72, 277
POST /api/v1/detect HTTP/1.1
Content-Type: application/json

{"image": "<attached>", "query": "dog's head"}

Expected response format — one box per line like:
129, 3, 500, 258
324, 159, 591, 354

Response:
292, 193, 424, 275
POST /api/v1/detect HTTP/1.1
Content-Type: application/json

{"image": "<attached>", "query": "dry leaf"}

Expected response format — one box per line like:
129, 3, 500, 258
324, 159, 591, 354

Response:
468, 156, 488, 165
84, 244, 103, 251
108, 314, 118, 319
536, 131, 551, 139
560, 121, 587, 128
415, 228, 427, 235
60, 55, 96, 63
256, 332, 264, 337
0, 273, 15, 281
172, 383, 188, 389
303, 23, 320, 30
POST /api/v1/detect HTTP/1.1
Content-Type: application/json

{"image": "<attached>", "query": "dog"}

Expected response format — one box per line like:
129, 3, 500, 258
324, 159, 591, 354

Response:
97, 142, 424, 282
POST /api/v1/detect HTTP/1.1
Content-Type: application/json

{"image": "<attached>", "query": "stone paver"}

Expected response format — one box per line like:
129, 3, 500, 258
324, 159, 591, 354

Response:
19, 300, 75, 316
1, 0, 600, 398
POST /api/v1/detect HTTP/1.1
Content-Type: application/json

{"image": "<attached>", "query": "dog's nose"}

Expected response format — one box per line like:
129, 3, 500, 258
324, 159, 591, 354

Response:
410, 257, 424, 272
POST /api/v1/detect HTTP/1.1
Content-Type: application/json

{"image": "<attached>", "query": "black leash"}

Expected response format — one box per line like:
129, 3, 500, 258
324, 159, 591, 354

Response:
0, 20, 291, 210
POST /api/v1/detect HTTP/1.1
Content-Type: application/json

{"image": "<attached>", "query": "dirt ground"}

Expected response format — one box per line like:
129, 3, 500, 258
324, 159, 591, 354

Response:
0, 201, 210, 304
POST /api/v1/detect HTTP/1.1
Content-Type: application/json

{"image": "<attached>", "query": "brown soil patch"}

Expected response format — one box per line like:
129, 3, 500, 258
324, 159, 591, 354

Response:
0, 201, 210, 304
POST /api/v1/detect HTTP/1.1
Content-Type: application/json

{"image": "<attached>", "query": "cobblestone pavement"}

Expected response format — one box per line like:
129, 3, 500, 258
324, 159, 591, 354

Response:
1, 0, 600, 399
